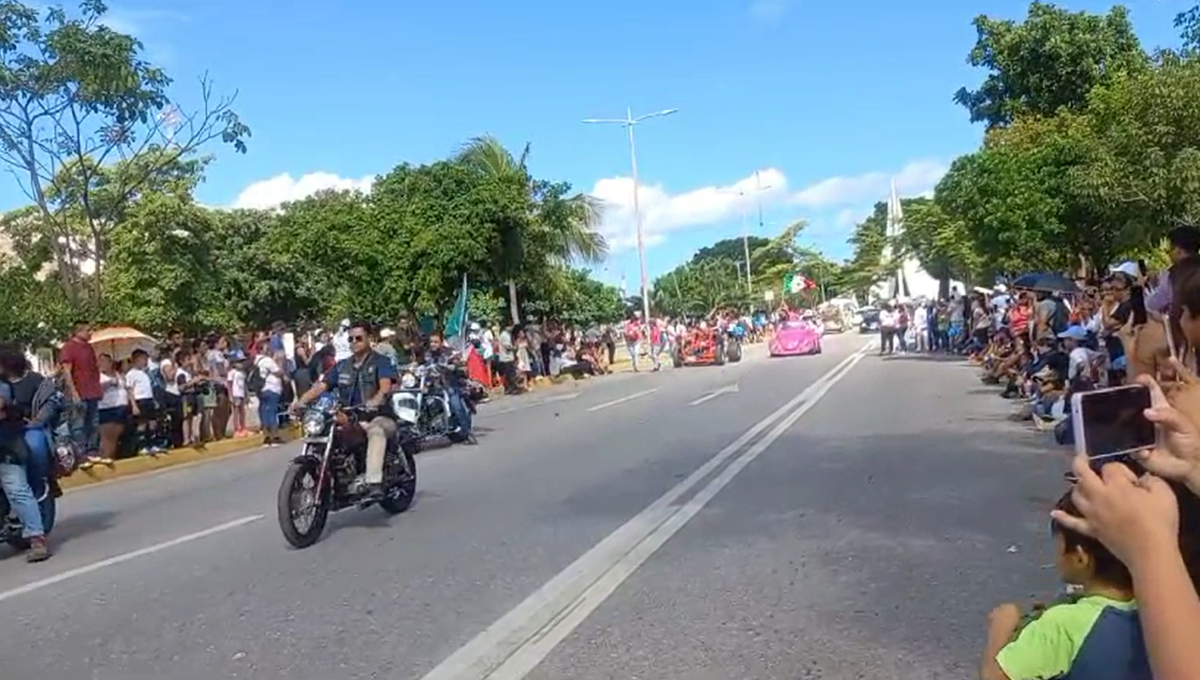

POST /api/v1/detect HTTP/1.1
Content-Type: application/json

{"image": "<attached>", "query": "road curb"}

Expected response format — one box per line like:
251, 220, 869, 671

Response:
59, 428, 300, 491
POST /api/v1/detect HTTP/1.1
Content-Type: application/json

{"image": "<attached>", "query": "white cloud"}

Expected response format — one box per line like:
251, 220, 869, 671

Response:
232, 172, 374, 210
227, 159, 948, 254
590, 168, 789, 252
790, 159, 947, 208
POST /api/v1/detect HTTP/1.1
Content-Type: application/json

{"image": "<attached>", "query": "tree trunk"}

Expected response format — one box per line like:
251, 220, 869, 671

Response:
507, 279, 520, 326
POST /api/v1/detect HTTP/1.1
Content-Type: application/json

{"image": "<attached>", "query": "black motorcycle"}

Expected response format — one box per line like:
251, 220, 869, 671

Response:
276, 396, 417, 549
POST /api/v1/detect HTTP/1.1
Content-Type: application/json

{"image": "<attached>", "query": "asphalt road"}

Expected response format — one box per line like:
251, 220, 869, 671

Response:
0, 336, 1069, 680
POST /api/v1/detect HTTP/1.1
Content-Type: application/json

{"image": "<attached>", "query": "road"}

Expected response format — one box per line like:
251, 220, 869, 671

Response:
0, 335, 1068, 680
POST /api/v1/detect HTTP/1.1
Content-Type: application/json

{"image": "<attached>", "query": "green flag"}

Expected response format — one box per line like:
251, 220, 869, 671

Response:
445, 273, 469, 344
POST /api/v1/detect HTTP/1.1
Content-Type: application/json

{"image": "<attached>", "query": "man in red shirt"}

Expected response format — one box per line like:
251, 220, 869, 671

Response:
59, 321, 102, 462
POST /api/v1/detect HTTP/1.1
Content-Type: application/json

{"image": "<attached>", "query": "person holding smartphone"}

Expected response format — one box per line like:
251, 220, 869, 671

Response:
1053, 369, 1200, 680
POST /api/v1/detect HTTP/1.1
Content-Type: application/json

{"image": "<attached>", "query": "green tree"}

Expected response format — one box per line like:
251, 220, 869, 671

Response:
653, 257, 748, 317
899, 197, 982, 294
372, 159, 529, 321
99, 192, 220, 332
954, 2, 1146, 129
0, 0, 249, 305
455, 136, 607, 324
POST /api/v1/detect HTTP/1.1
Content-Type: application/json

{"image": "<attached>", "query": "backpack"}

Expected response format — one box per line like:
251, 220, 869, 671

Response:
246, 362, 266, 395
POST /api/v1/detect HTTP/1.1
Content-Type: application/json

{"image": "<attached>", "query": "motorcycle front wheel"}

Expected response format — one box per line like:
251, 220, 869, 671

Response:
277, 461, 329, 549
379, 448, 417, 515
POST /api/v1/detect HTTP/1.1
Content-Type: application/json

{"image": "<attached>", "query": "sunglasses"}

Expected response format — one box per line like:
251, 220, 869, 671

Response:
351, 335, 368, 342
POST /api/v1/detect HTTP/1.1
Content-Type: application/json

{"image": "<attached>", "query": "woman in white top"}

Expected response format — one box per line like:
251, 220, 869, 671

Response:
92, 354, 130, 466
254, 342, 286, 446
159, 357, 185, 448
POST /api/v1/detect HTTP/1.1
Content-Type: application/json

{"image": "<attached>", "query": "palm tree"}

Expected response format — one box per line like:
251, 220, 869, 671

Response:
455, 135, 608, 324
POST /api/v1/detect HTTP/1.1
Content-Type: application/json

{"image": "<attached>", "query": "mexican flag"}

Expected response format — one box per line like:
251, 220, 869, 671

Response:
784, 272, 816, 294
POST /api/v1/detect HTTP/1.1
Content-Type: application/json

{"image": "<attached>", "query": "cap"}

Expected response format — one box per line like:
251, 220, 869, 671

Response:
1057, 326, 1088, 341
1110, 261, 1139, 278
379, 328, 396, 339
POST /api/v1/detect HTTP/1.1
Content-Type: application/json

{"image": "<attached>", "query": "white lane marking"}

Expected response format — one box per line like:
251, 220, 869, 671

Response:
488, 392, 581, 416
688, 383, 739, 406
586, 388, 658, 412
0, 514, 265, 604
420, 342, 874, 680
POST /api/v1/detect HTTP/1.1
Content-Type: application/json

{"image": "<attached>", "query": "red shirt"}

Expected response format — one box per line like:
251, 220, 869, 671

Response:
61, 337, 102, 400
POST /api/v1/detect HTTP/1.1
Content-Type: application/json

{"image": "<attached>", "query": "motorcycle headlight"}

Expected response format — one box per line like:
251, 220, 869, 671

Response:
401, 372, 417, 389
303, 412, 326, 436
389, 393, 419, 424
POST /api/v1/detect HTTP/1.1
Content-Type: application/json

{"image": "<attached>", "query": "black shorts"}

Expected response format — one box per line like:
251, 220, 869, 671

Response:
98, 406, 127, 425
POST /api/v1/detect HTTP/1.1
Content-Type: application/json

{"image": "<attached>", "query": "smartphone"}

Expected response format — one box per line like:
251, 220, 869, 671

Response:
1071, 385, 1156, 463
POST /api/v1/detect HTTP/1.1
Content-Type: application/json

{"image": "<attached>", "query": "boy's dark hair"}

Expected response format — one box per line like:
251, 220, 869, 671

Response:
1052, 489, 1133, 589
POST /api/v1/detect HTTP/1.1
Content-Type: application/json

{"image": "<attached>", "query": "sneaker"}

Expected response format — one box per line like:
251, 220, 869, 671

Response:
26, 536, 50, 562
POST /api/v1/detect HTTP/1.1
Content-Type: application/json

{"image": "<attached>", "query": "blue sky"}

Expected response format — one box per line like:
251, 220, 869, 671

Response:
13, 0, 1188, 287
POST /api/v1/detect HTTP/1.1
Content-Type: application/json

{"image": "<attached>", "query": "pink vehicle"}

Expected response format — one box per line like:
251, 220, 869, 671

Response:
769, 318, 823, 357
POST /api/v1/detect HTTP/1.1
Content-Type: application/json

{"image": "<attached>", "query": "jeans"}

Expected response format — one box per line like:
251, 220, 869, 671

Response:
0, 461, 43, 538
447, 387, 472, 435
626, 341, 641, 371
257, 390, 282, 434
70, 398, 100, 456
23, 426, 51, 501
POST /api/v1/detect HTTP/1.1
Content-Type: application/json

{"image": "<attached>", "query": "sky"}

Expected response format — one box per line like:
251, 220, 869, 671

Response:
4, 0, 1189, 289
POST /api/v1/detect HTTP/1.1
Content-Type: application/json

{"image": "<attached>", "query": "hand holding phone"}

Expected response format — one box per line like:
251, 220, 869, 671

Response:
1072, 385, 1156, 465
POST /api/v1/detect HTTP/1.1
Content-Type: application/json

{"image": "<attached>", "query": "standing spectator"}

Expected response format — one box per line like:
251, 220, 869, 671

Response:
228, 359, 248, 437
913, 301, 929, 353
1145, 225, 1200, 314
158, 354, 186, 449
878, 303, 897, 355
623, 313, 644, 372
254, 341, 285, 446
94, 354, 127, 467
59, 321, 103, 466
125, 350, 164, 455
206, 335, 232, 440
497, 325, 518, 395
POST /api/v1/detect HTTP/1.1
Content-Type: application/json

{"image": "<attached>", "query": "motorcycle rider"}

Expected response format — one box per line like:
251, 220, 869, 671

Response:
423, 333, 474, 441
292, 322, 396, 500
0, 348, 50, 561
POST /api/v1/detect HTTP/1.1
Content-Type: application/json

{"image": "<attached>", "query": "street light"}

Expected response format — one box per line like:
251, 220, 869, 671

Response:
583, 107, 678, 321
737, 170, 773, 292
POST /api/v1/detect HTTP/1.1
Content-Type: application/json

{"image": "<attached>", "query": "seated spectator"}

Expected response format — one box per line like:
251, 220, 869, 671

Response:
981, 489, 1148, 680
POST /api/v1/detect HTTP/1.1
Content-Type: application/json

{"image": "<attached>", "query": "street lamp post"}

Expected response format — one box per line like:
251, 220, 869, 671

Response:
738, 170, 773, 293
583, 107, 677, 321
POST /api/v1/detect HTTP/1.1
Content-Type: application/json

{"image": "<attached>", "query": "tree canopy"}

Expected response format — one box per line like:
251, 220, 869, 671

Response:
845, 2, 1200, 291
0, 5, 626, 346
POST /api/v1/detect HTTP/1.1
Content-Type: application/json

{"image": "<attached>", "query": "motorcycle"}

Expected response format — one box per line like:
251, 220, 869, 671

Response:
391, 364, 471, 444
0, 425, 65, 550
276, 394, 418, 549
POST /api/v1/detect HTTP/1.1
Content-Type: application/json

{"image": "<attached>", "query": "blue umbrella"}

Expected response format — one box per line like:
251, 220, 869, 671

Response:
1012, 272, 1081, 294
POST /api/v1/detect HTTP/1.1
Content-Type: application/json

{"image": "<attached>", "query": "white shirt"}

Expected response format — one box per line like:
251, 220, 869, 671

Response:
332, 329, 352, 361
160, 359, 182, 396
256, 355, 284, 394
125, 367, 154, 401
878, 310, 898, 328
480, 329, 495, 360
913, 306, 928, 332
229, 367, 247, 399
99, 373, 128, 409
